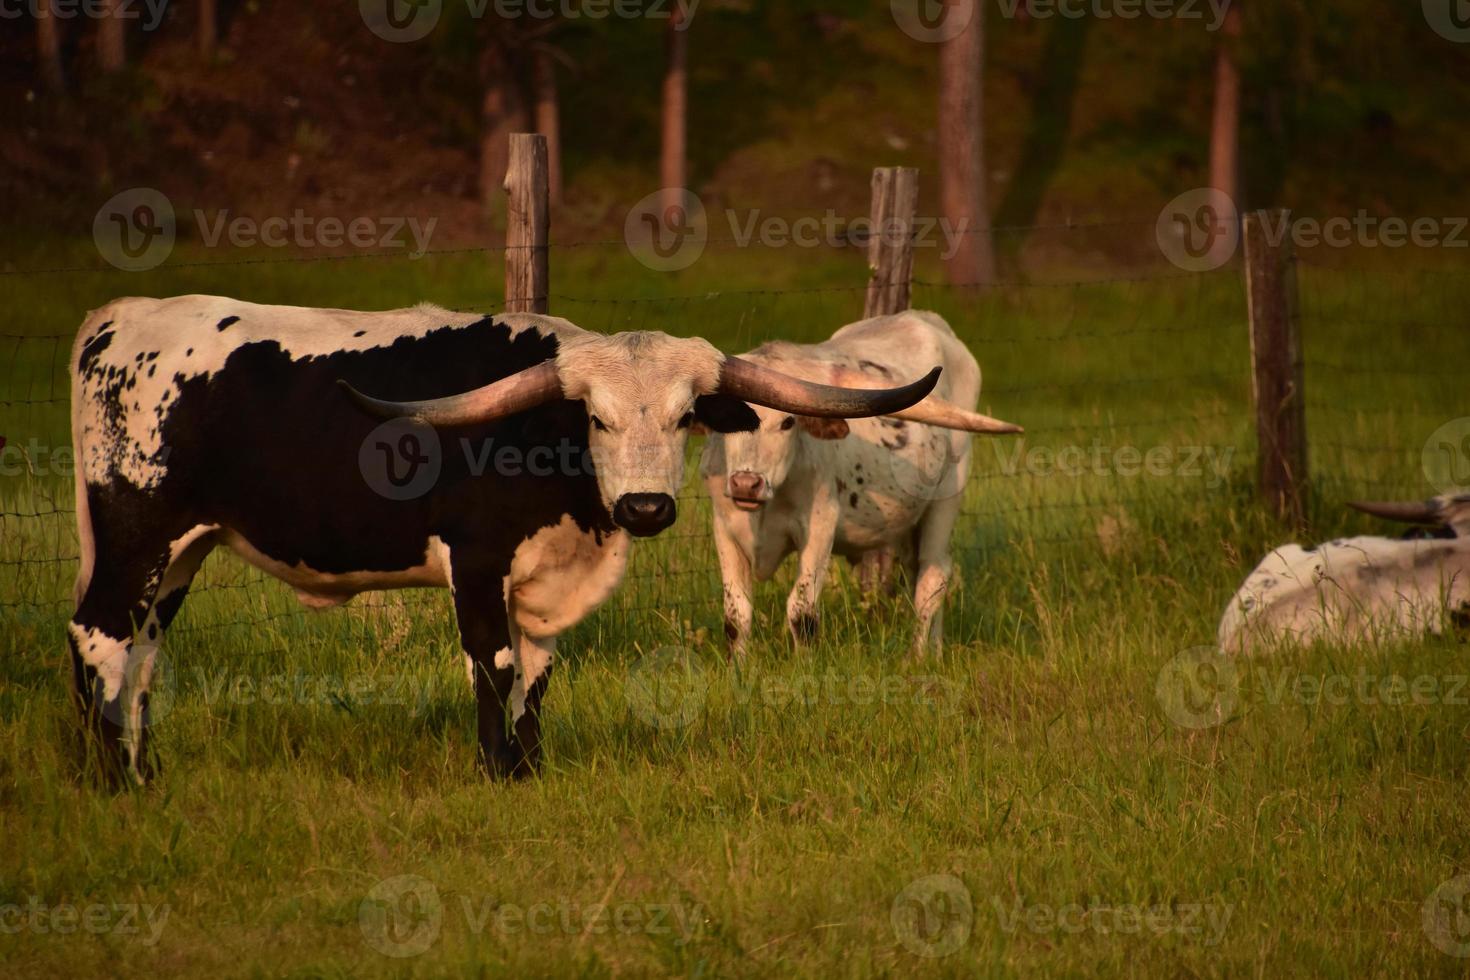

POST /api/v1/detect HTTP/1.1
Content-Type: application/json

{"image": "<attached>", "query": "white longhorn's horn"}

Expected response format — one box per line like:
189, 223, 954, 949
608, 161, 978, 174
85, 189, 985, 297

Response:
1348, 499, 1442, 525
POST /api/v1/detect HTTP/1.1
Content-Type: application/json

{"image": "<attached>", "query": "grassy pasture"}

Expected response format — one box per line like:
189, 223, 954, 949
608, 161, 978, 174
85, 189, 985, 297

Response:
1, 238, 1468, 976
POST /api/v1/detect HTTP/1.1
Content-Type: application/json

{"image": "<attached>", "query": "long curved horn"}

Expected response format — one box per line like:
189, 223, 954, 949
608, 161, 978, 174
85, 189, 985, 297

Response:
885, 400, 1023, 434
717, 357, 940, 419
339, 361, 563, 426
1348, 499, 1441, 525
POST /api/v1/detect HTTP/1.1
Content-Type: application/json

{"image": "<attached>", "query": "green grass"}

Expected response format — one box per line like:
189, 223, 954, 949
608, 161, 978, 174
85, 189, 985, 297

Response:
3, 240, 1470, 976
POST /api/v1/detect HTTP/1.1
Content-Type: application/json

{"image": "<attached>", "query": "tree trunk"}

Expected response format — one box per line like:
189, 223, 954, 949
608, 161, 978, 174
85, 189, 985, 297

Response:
36, 0, 64, 92
199, 0, 217, 58
938, 0, 995, 285
1208, 0, 1243, 204
660, 8, 688, 216
534, 51, 562, 206
97, 0, 126, 71
480, 43, 529, 216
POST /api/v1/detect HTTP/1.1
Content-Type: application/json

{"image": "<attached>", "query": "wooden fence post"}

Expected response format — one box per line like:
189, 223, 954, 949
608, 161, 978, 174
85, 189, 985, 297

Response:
863, 167, 918, 318
1244, 208, 1307, 525
503, 133, 550, 314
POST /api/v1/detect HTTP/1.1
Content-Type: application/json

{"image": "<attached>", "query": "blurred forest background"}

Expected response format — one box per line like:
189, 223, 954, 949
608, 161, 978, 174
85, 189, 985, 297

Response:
1, 0, 1467, 275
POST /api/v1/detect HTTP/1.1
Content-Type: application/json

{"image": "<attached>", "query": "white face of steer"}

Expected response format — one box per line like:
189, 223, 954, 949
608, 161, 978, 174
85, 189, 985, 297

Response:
555, 332, 727, 535
713, 404, 850, 511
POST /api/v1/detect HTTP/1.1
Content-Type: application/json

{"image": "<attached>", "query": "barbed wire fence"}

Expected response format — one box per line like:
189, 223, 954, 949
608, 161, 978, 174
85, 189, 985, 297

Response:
2, 144, 1464, 660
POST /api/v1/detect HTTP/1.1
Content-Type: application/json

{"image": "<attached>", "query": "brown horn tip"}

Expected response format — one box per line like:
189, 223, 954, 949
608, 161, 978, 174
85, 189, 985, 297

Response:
1348, 499, 1441, 525
338, 379, 414, 421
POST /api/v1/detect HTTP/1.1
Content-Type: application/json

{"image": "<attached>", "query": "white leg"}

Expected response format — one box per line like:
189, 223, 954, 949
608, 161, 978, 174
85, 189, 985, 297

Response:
786, 493, 839, 645
911, 491, 963, 657
712, 513, 756, 658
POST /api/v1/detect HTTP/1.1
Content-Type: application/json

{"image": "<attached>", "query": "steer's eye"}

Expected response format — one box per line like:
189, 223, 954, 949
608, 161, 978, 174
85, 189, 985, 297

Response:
677, 411, 695, 429
591, 415, 608, 432
780, 416, 797, 431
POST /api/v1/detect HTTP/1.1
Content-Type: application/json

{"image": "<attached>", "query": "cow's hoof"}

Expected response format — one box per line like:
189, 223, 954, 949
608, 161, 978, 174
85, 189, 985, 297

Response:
789, 614, 819, 644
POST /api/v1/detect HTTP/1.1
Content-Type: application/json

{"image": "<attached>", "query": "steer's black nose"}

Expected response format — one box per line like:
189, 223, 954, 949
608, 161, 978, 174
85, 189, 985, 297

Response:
613, 493, 678, 537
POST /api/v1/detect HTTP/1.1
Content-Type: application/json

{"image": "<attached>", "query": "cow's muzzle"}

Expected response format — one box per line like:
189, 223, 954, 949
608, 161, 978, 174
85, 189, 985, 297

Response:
727, 471, 770, 512
613, 493, 678, 537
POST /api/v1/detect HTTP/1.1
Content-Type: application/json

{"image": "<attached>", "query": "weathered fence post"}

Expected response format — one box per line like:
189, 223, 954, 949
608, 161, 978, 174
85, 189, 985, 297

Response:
503, 133, 550, 314
1244, 208, 1307, 525
863, 167, 918, 318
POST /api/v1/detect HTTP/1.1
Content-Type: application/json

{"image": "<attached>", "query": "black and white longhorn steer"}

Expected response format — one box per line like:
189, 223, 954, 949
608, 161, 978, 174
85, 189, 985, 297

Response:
67, 295, 939, 783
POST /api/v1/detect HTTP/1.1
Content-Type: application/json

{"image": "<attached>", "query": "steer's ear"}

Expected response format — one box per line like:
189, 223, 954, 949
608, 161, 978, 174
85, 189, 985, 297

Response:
799, 416, 849, 440
693, 394, 759, 433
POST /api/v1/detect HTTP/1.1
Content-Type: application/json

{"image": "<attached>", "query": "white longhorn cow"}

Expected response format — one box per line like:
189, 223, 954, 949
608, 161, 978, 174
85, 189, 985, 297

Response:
1218, 495, 1470, 654
699, 310, 1021, 656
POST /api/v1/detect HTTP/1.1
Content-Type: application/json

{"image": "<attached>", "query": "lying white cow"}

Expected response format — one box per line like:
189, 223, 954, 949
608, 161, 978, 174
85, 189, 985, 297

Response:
699, 310, 1021, 656
1219, 496, 1470, 654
